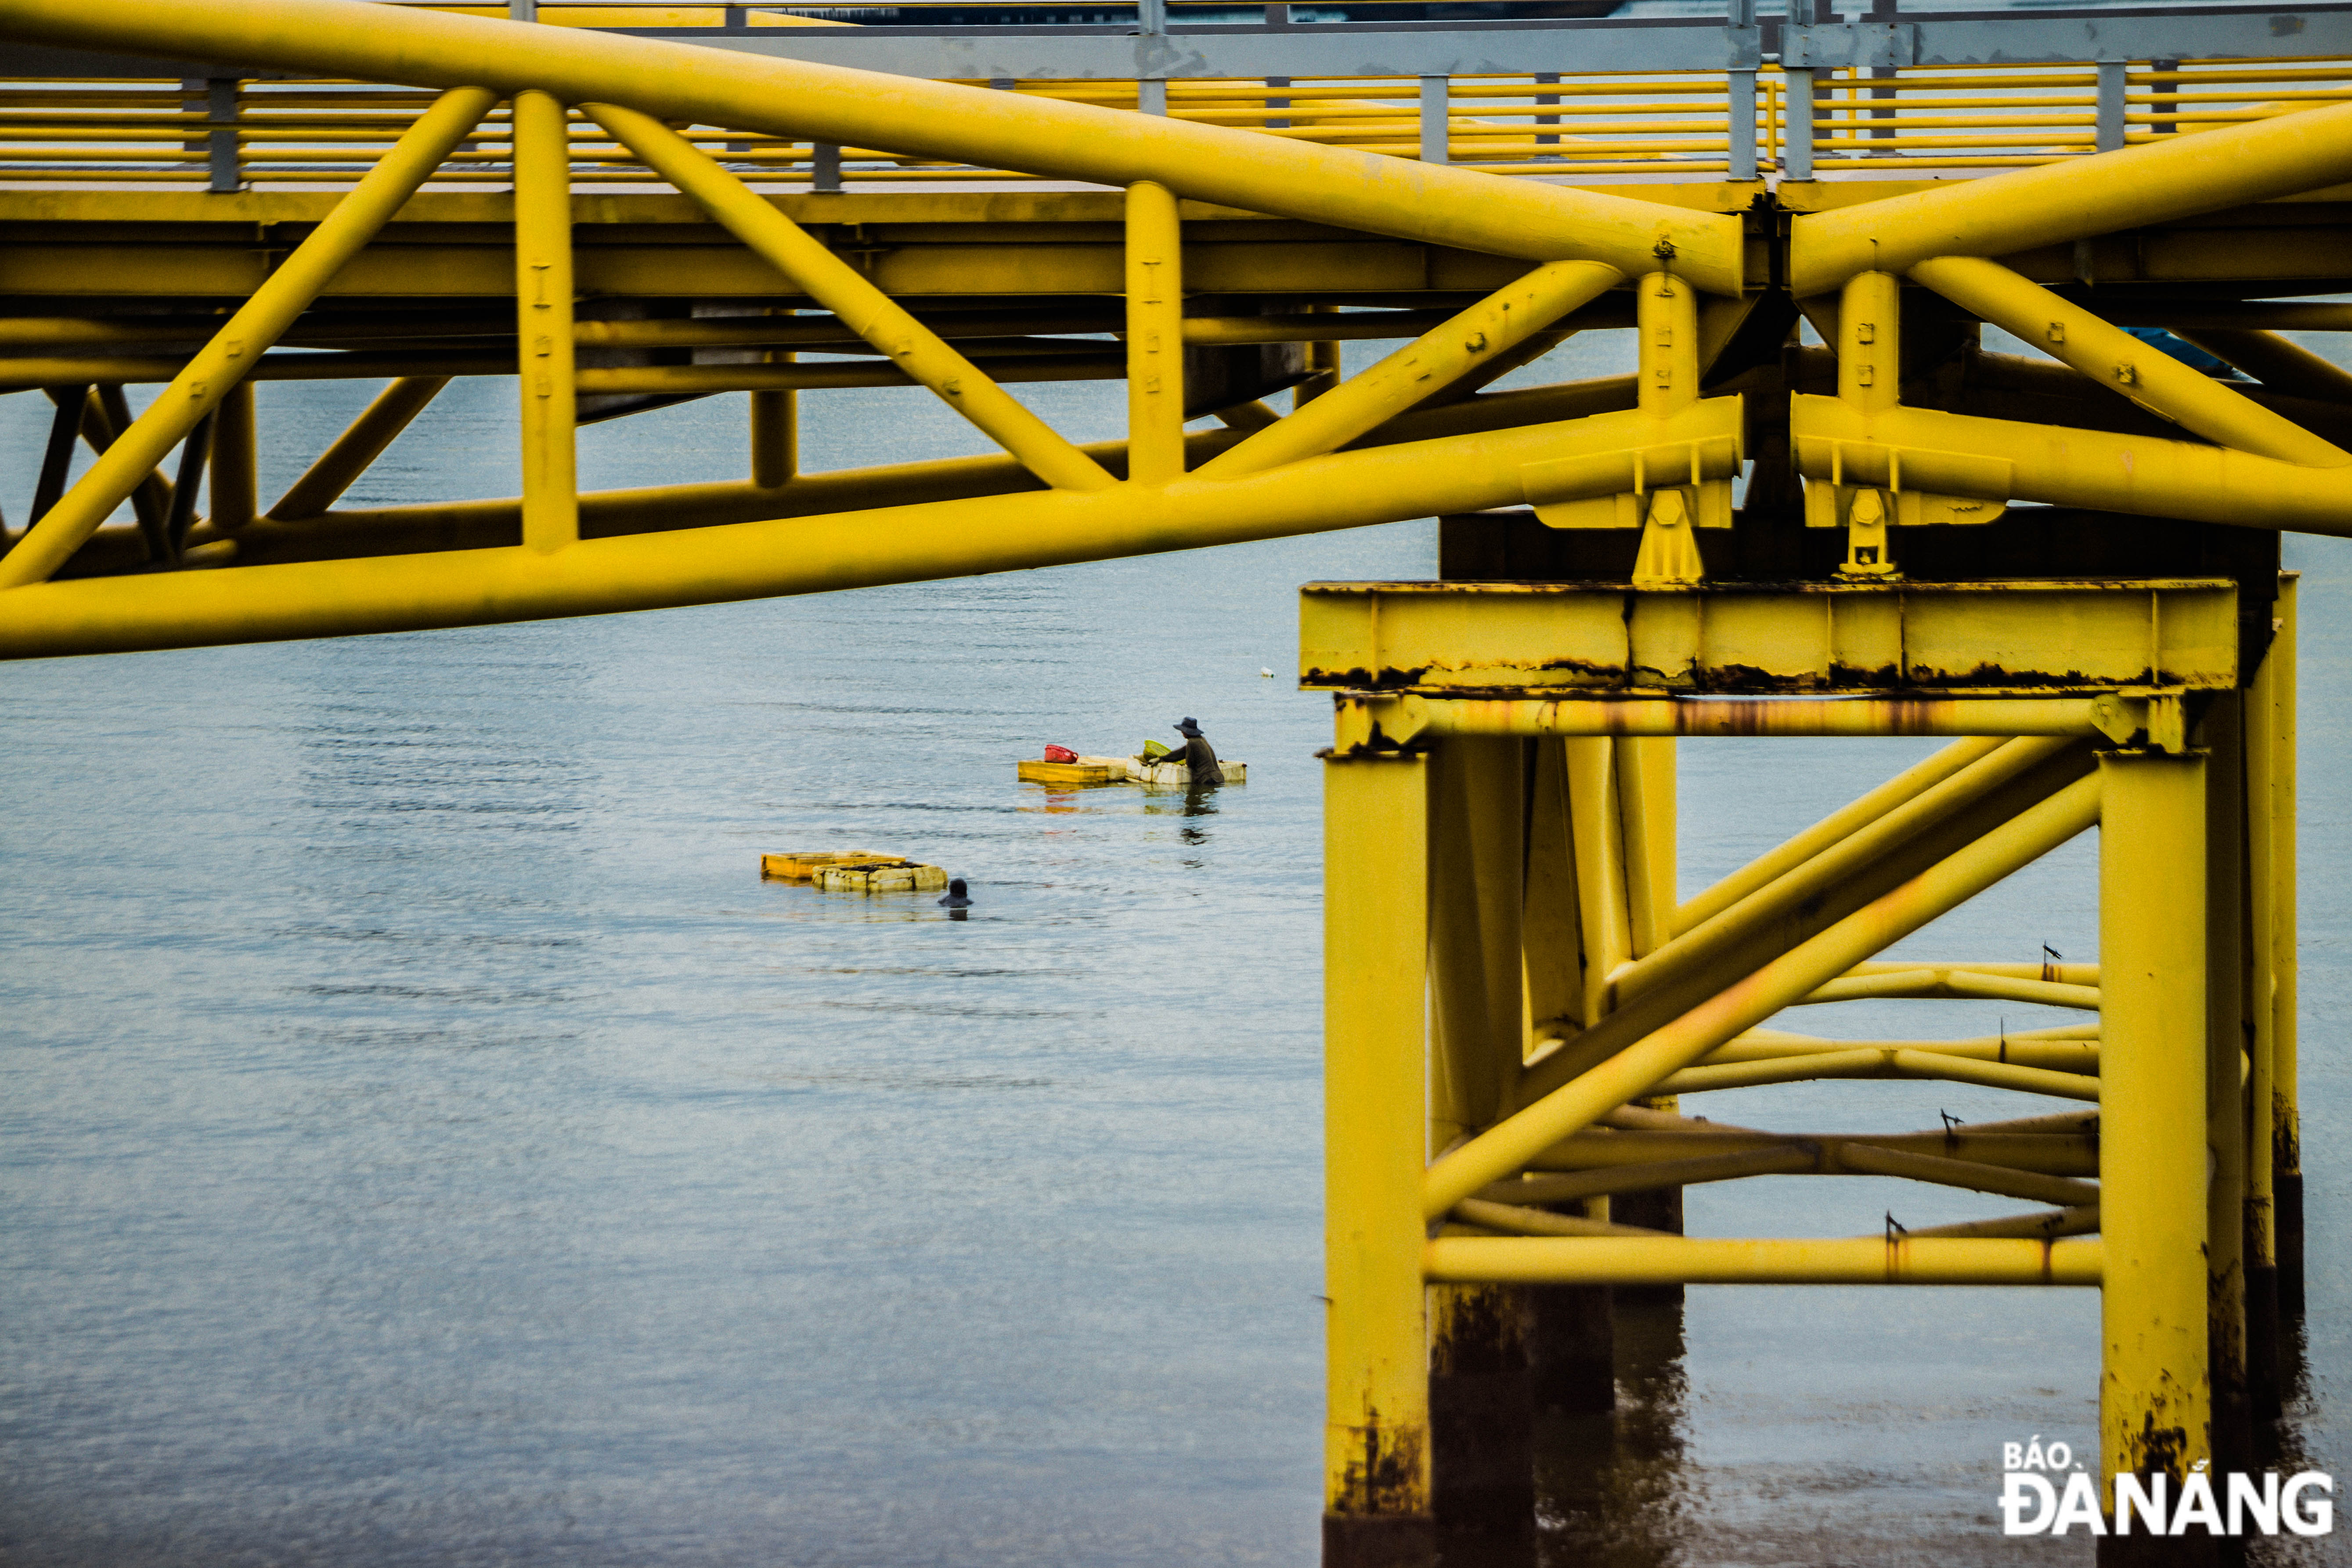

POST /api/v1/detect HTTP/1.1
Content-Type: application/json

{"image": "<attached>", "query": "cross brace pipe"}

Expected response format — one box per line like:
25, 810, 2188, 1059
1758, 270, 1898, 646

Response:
1422, 769, 2103, 1218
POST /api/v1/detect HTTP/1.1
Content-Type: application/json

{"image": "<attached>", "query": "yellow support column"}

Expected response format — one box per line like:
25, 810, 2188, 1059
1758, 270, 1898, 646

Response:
1521, 739, 1584, 1045
2198, 696, 2250, 1476
1631, 270, 1703, 584
2098, 749, 2211, 1534
1515, 739, 1617, 1414
1615, 735, 1677, 959
1832, 269, 1901, 577
750, 382, 795, 489
1612, 735, 1685, 1252
1124, 180, 1185, 486
2244, 605, 2282, 1418
1297, 303, 1340, 410
1324, 752, 1435, 1568
1563, 738, 1631, 1024
1429, 737, 1527, 1142
209, 380, 255, 530
2272, 577, 2304, 1320
1425, 737, 1531, 1535
513, 89, 578, 555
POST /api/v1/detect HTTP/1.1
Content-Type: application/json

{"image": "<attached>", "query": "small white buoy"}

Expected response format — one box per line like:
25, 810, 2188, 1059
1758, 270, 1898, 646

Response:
1259, 666, 1274, 678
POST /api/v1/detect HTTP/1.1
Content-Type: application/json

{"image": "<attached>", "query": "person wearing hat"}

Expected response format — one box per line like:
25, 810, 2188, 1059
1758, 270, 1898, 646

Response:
1165, 717, 1225, 787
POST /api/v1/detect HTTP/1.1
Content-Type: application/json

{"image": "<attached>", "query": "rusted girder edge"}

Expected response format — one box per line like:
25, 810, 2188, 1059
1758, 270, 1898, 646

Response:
1328, 691, 2187, 749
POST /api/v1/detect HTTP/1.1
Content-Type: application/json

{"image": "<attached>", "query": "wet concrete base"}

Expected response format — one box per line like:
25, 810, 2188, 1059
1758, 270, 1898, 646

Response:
2246, 1264, 2282, 1422
1322, 1511, 1437, 1568
2275, 1171, 2305, 1318
1432, 1285, 1535, 1539
1427, 1288, 1688, 1568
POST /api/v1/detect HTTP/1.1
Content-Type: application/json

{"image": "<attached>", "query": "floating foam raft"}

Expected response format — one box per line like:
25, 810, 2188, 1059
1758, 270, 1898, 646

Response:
1017, 754, 1247, 787
1015, 758, 1127, 787
761, 850, 949, 893
816, 861, 949, 892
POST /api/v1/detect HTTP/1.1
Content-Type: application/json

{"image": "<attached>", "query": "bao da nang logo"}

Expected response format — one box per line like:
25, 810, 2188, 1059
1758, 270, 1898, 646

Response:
2000, 1437, 2334, 1537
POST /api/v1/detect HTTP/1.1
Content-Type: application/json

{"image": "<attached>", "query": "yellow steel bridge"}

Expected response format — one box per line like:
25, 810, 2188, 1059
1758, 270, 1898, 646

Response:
2, 0, 2344, 1558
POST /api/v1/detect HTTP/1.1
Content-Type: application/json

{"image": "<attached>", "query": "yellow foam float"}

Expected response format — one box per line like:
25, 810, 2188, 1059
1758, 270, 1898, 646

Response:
760, 851, 949, 893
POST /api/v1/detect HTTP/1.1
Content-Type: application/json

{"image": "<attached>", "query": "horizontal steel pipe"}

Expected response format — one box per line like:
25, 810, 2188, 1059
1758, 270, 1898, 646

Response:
1836, 1143, 2099, 1209
575, 357, 1125, 395
1424, 1236, 2104, 1287
1652, 1047, 2102, 1102
1450, 1199, 1670, 1239
576, 310, 1121, 351
1796, 969, 2101, 1009
1792, 395, 2352, 537
1534, 1130, 2101, 1178
1653, 1047, 1892, 1095
0, 406, 1653, 657
1477, 1144, 1820, 1206
169, 371, 1636, 569
1699, 1035, 2098, 1074
1891, 1048, 2103, 1102
0, 352, 520, 388
1886, 1206, 2099, 1242
2, 0, 1746, 293
1844, 960, 2098, 986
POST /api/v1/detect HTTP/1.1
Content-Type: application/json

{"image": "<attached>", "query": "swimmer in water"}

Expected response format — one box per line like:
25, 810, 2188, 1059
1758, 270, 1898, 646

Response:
939, 877, 973, 909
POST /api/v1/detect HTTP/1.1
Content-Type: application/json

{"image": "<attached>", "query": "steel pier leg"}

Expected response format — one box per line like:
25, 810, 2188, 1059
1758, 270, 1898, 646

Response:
210, 380, 256, 530
2270, 579, 2303, 1322
1123, 180, 1186, 487
1427, 738, 1533, 1538
2244, 613, 2283, 1421
513, 89, 577, 554
1324, 751, 1436, 1568
2199, 696, 2251, 1478
750, 382, 795, 488
2098, 749, 2213, 1563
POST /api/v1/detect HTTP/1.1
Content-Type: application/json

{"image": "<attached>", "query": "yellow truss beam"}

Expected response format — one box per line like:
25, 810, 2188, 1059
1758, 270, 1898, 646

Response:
3, 0, 1746, 294
588, 102, 1115, 493
0, 87, 497, 591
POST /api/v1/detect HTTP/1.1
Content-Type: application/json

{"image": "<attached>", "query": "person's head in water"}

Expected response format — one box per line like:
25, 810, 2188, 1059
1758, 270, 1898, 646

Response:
1174, 717, 1205, 739
939, 877, 973, 909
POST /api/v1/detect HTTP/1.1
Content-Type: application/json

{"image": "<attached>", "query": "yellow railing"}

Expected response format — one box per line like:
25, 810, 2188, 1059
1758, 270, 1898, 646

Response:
0, 58, 2339, 190
1803, 60, 2352, 172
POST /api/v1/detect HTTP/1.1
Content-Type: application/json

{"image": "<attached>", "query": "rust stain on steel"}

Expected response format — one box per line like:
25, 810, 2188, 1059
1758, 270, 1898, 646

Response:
2127, 1406, 2192, 1486
1905, 662, 2111, 690
1334, 1415, 1427, 1516
1428, 1281, 1527, 1377
1300, 656, 1625, 690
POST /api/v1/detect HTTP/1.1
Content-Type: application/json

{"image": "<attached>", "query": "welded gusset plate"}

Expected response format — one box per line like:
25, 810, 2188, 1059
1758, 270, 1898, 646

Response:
1297, 578, 2239, 695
